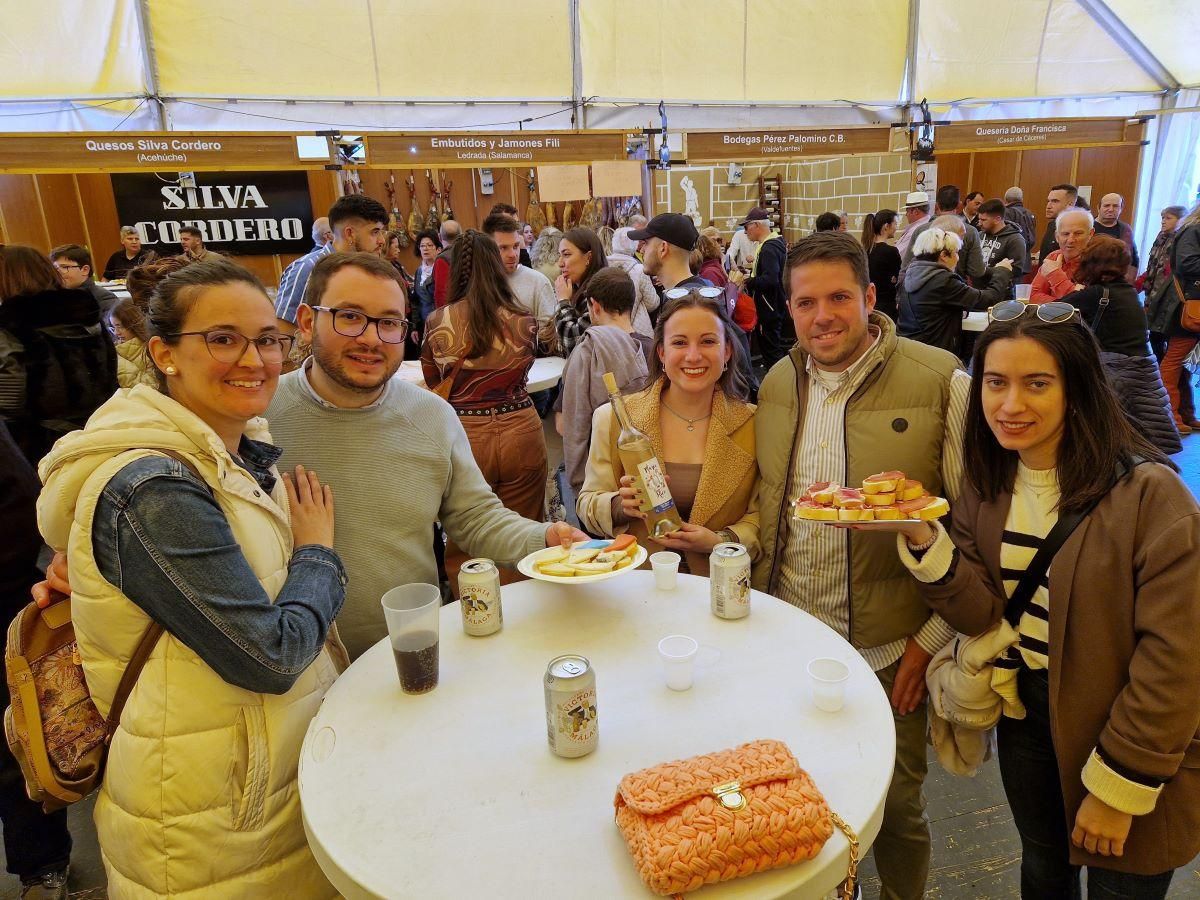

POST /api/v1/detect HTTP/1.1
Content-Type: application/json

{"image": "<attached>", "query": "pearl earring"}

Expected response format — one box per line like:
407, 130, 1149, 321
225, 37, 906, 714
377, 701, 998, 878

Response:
165, 366, 177, 375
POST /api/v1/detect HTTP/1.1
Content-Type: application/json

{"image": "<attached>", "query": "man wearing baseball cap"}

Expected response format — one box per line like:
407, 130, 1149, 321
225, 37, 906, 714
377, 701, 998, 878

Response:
730, 207, 789, 367
628, 213, 710, 293
894, 191, 931, 260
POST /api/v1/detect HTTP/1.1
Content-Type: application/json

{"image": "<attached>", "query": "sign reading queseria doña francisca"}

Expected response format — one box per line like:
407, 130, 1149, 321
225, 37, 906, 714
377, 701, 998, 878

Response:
112, 171, 314, 255
0, 133, 322, 173
685, 127, 893, 160
932, 118, 1139, 151
363, 131, 635, 167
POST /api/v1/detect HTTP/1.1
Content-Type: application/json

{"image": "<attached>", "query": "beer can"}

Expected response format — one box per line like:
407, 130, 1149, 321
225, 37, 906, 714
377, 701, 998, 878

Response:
710, 542, 751, 620
459, 559, 503, 636
544, 655, 598, 758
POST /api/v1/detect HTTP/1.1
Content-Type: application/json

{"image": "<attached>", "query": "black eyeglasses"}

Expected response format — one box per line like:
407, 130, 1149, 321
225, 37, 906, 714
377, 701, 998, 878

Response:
310, 306, 410, 344
168, 330, 295, 364
663, 286, 724, 301
987, 300, 1082, 326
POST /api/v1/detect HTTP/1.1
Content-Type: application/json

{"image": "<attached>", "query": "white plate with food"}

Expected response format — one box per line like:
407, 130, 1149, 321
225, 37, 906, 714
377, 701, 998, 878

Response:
816, 519, 924, 529
518, 536, 647, 584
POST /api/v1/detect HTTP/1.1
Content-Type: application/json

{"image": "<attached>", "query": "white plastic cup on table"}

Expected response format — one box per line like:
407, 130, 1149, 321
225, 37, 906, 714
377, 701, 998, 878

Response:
807, 657, 850, 712
650, 551, 681, 590
658, 635, 699, 691
1015, 283, 1032, 301
381, 584, 442, 694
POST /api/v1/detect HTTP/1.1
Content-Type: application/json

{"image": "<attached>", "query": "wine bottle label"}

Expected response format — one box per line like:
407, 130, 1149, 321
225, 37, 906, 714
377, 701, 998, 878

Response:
637, 458, 675, 514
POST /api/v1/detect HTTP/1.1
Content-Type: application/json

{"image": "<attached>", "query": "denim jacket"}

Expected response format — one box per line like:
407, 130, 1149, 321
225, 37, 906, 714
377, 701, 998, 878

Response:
91, 437, 346, 695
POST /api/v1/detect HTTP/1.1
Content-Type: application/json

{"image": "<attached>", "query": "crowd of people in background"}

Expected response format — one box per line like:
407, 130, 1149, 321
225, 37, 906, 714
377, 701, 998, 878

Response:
1, 171, 1199, 899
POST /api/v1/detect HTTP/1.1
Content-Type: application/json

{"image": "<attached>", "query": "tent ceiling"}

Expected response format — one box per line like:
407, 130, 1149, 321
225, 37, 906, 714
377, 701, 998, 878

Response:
0, 0, 1195, 131
147, 0, 573, 100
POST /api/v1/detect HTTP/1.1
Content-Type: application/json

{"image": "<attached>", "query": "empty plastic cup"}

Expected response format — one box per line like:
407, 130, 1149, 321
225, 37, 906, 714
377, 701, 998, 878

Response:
1015, 283, 1032, 301
658, 635, 699, 691
650, 551, 681, 590
807, 657, 850, 712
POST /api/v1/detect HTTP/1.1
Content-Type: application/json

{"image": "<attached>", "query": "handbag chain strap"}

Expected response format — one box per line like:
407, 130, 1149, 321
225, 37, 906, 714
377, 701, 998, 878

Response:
831, 810, 860, 900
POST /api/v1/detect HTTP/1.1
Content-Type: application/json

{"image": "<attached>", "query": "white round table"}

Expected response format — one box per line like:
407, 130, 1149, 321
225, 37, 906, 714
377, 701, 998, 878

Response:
393, 355, 564, 393
299, 572, 895, 899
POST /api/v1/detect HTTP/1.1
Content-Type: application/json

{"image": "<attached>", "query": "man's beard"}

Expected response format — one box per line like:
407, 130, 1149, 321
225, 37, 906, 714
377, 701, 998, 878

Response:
311, 334, 400, 394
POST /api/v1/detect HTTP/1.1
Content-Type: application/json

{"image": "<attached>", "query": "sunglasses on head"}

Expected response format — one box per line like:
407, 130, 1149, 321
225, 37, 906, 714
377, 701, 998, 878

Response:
663, 286, 724, 301
987, 300, 1082, 326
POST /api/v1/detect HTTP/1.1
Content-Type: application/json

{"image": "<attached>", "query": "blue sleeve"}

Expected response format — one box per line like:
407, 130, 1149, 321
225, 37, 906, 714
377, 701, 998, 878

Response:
91, 458, 346, 694
275, 257, 312, 324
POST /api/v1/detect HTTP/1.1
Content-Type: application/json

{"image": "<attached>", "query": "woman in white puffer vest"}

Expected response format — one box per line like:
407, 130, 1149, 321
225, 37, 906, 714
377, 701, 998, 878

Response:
38, 258, 346, 898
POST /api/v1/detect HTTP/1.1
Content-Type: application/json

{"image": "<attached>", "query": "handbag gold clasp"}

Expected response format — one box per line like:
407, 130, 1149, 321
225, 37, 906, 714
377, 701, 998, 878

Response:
711, 780, 746, 810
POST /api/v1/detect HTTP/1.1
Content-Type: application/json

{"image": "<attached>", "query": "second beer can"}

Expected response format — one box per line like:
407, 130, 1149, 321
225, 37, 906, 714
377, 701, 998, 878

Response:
459, 558, 503, 636
544, 654, 598, 758
710, 542, 751, 620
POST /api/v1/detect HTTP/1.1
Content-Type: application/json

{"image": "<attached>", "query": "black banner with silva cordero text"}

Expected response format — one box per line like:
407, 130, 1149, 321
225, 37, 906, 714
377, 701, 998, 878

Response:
112, 171, 314, 256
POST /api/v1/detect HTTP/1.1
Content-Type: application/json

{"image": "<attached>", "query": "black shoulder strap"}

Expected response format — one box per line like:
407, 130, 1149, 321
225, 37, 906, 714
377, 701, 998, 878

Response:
1090, 286, 1111, 331
1003, 459, 1142, 626
1003, 507, 1088, 627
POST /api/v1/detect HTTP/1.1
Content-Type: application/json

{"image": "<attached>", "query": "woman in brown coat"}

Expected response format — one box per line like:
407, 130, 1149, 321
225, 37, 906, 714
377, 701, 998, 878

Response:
887, 305, 1200, 897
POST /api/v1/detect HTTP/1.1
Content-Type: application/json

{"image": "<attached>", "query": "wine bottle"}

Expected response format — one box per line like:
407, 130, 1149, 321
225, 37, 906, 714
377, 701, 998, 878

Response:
603, 372, 683, 539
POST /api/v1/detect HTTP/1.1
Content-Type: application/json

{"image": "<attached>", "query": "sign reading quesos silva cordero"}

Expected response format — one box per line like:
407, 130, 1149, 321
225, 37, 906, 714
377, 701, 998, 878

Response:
112, 171, 314, 256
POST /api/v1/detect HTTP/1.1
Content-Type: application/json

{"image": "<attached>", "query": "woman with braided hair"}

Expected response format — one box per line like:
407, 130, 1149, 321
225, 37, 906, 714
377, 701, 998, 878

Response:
421, 230, 547, 535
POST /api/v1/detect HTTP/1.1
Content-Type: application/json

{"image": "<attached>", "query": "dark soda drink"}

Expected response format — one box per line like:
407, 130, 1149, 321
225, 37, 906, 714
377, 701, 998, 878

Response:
392, 630, 439, 693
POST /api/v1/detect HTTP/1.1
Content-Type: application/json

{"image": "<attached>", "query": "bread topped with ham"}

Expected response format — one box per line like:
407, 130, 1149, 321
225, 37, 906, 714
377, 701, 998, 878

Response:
793, 470, 949, 523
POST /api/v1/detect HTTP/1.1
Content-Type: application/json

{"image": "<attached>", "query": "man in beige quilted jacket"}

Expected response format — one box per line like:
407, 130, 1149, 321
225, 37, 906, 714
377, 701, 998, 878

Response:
753, 231, 970, 900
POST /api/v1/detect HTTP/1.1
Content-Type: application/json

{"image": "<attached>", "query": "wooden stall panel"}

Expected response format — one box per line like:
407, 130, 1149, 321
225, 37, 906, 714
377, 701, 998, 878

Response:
1015, 148, 1076, 242
75, 173, 123, 263
931, 155, 970, 199
36, 174, 89, 251
306, 171, 341, 221
0, 174, 49, 248
1076, 145, 1140, 225
969, 151, 1021, 206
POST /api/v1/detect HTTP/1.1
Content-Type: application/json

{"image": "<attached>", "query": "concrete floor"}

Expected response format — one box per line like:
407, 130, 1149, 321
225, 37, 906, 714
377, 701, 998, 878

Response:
5, 411, 1198, 900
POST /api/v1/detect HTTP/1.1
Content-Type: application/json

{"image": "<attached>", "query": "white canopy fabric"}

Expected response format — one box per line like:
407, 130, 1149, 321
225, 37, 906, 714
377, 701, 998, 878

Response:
1, 0, 1196, 250
1, 0, 1197, 133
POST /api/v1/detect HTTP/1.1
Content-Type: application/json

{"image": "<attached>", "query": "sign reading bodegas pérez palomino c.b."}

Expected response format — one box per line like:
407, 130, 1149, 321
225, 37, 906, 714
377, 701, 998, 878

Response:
0, 133, 313, 172
685, 127, 893, 160
364, 131, 634, 167
112, 171, 314, 255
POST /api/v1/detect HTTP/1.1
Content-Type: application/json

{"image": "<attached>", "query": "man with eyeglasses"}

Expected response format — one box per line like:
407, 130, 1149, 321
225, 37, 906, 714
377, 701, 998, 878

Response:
50, 244, 118, 314
266, 253, 585, 659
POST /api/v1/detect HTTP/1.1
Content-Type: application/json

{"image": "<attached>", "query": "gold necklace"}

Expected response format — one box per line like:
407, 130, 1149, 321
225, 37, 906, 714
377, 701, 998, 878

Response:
661, 399, 712, 432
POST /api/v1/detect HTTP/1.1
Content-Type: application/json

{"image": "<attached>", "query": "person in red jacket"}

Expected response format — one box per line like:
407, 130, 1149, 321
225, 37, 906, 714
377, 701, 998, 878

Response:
431, 219, 461, 307
1030, 208, 1094, 303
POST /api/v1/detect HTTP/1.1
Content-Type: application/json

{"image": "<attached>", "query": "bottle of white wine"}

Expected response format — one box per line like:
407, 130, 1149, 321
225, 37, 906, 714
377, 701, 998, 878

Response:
603, 372, 683, 539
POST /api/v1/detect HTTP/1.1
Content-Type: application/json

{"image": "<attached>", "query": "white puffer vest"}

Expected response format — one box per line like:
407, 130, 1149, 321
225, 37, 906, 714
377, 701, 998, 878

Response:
38, 386, 339, 898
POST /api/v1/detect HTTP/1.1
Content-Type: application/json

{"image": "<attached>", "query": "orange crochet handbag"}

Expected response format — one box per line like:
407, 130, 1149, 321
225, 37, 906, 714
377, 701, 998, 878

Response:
614, 739, 859, 898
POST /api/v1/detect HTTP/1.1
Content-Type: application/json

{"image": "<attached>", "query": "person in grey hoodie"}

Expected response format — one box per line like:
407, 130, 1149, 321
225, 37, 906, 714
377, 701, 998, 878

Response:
975, 199, 1027, 297
557, 268, 650, 495
899, 227, 1013, 354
